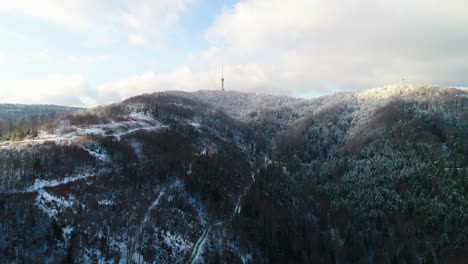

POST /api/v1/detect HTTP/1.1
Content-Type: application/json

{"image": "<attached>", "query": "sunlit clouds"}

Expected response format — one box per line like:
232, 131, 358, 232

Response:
0, 0, 467, 106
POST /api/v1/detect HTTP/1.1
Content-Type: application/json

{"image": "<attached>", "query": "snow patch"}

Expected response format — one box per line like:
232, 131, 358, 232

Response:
107, 237, 129, 264
98, 199, 115, 206
83, 248, 109, 264
27, 172, 93, 192
36, 189, 74, 218
62, 226, 74, 248
142, 190, 165, 225
162, 230, 193, 258
190, 122, 201, 129
0, 112, 166, 150
83, 145, 110, 162
201, 148, 207, 155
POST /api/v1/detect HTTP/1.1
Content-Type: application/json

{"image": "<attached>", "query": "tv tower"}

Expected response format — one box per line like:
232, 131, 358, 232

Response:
221, 64, 225, 91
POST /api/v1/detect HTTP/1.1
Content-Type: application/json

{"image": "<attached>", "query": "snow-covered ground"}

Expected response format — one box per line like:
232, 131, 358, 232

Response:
29, 171, 97, 218
26, 172, 94, 192
0, 112, 166, 150
36, 189, 76, 218
162, 229, 194, 259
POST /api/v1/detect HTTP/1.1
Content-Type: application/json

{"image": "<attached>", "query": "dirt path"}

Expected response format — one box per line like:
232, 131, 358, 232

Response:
186, 175, 254, 264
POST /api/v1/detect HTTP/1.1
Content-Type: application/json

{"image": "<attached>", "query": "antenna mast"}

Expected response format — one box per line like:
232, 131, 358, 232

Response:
221, 64, 225, 91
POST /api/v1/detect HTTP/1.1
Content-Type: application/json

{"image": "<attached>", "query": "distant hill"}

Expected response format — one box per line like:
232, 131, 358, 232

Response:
0, 103, 81, 124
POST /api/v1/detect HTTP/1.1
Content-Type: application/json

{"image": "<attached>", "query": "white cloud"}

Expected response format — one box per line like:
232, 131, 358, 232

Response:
96, 64, 277, 104
1, 0, 467, 107
0, 0, 192, 46
0, 75, 95, 106
0, 0, 106, 30
68, 55, 109, 64
120, 0, 188, 32
204, 0, 468, 94
92, 0, 468, 104
128, 34, 146, 46
97, 68, 216, 104
119, 0, 191, 46
208, 0, 468, 55
207, 0, 327, 55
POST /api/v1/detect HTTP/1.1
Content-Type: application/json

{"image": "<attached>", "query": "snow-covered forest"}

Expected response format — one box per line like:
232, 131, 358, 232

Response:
0, 85, 467, 263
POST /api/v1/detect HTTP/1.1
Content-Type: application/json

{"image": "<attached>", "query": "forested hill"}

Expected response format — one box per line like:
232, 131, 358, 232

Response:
0, 84, 467, 263
0, 103, 80, 122
0, 103, 80, 140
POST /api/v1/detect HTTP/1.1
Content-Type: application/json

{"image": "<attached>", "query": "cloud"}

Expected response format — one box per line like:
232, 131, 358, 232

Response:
204, 0, 468, 94
1, 0, 467, 107
68, 55, 109, 64
118, 0, 191, 46
96, 64, 277, 104
207, 0, 324, 56
128, 34, 146, 46
0, 75, 95, 106
0, 0, 107, 31
97, 68, 216, 104
208, 0, 468, 55
0, 0, 193, 46
91, 0, 468, 104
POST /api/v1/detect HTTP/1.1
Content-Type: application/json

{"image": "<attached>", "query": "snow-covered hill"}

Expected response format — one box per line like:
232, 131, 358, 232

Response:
0, 85, 467, 263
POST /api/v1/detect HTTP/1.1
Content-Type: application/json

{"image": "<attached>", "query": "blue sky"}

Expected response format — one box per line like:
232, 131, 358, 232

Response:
0, 0, 467, 106
0, 1, 234, 85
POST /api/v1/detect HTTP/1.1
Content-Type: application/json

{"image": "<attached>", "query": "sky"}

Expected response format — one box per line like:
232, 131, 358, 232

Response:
0, 0, 467, 106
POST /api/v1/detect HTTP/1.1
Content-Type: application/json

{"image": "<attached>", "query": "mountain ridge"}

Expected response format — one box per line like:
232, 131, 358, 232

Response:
0, 84, 466, 263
